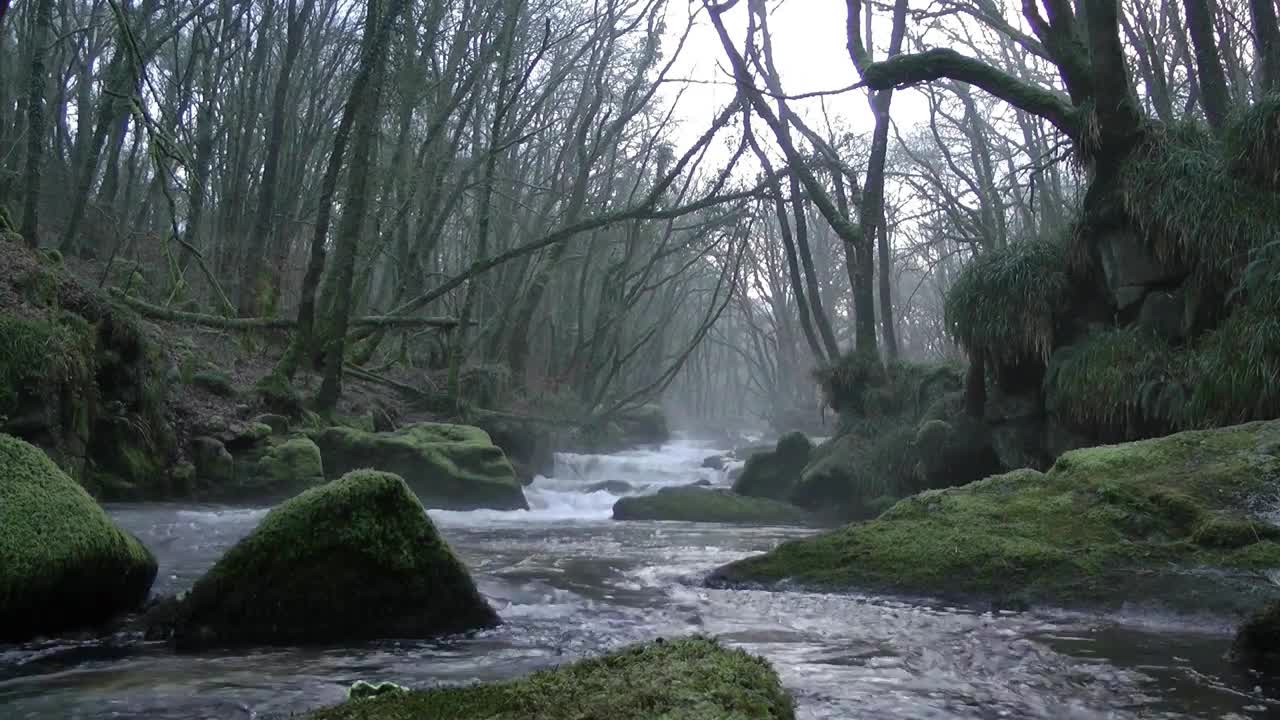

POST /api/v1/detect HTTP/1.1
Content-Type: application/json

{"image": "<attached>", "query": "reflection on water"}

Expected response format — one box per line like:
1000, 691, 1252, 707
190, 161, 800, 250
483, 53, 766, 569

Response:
0, 437, 1276, 719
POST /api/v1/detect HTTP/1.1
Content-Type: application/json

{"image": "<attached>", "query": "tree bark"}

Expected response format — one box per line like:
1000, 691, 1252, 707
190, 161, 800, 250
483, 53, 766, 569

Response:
1184, 0, 1231, 133
20, 0, 54, 247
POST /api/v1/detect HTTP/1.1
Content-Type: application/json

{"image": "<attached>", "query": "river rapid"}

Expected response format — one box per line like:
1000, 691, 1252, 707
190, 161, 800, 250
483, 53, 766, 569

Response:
1, 437, 1277, 719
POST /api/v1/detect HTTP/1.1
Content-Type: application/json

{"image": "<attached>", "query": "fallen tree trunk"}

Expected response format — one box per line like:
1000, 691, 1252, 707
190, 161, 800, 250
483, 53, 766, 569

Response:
112, 291, 462, 331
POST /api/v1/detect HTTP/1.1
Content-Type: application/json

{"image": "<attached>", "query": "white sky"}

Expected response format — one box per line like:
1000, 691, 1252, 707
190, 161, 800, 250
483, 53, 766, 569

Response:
658, 0, 932, 156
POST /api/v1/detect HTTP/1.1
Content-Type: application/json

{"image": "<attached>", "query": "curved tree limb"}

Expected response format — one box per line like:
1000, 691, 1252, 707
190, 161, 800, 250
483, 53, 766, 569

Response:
860, 48, 1081, 138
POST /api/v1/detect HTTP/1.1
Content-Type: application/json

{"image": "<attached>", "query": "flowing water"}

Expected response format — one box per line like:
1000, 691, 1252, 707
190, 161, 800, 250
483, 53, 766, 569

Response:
1, 437, 1278, 719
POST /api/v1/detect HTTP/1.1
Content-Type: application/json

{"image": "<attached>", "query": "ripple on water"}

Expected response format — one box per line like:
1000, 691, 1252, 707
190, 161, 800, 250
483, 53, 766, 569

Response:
1, 437, 1277, 719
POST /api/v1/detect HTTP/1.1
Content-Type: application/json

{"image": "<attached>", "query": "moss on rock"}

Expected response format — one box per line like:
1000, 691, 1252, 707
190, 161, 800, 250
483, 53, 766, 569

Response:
166, 469, 499, 649
311, 423, 527, 511
467, 409, 556, 485
191, 369, 236, 397
306, 636, 794, 720
732, 432, 812, 501
710, 420, 1280, 616
0, 434, 157, 641
612, 487, 815, 526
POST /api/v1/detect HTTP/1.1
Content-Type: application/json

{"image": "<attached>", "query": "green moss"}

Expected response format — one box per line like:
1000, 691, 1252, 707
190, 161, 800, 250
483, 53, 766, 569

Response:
0, 313, 96, 418
254, 372, 304, 416
191, 369, 236, 397
238, 436, 326, 497
710, 421, 1280, 616
944, 240, 1072, 365
167, 470, 499, 648
1182, 288, 1280, 427
307, 636, 795, 720
613, 487, 815, 526
459, 363, 512, 407
0, 434, 157, 641
791, 425, 920, 520
311, 423, 527, 511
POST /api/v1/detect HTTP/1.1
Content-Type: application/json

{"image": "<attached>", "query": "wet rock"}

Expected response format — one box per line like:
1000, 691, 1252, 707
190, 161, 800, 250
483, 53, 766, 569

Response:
587, 479, 634, 494
251, 413, 291, 435
468, 410, 555, 485
191, 369, 236, 397
1231, 600, 1280, 675
613, 486, 814, 526
701, 454, 725, 470
733, 431, 812, 501
166, 470, 499, 649
190, 436, 234, 485
0, 434, 157, 642
711, 420, 1280, 617
311, 422, 527, 510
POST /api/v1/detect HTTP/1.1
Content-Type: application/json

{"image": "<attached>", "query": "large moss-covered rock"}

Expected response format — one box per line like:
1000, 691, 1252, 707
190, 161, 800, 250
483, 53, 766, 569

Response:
229, 436, 326, 499
306, 636, 795, 720
0, 434, 157, 641
614, 404, 670, 446
732, 432, 812, 501
710, 421, 1280, 616
311, 423, 527, 510
787, 428, 917, 521
612, 487, 815, 526
467, 410, 555, 485
166, 470, 499, 649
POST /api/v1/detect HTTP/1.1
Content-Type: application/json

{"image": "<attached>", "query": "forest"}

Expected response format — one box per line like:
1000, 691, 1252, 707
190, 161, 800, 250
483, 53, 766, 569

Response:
2, 0, 1280, 716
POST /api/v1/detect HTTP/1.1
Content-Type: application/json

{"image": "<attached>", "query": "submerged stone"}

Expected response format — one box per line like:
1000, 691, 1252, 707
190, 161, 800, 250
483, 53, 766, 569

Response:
613, 486, 814, 526
0, 434, 157, 641
710, 420, 1280, 617
311, 423, 527, 510
166, 469, 499, 649
305, 636, 795, 720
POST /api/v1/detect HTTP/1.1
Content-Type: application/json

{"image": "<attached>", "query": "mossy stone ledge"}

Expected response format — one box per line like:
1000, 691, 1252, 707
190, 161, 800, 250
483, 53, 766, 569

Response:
164, 469, 499, 649
612, 486, 815, 526
306, 636, 795, 720
311, 423, 527, 510
0, 434, 157, 642
709, 420, 1280, 617
732, 431, 812, 501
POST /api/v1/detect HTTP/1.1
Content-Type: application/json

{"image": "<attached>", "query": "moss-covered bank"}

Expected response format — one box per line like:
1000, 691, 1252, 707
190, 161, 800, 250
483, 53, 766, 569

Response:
311, 423, 527, 510
709, 420, 1280, 617
164, 470, 499, 648
0, 434, 157, 641
306, 636, 794, 720
613, 487, 815, 526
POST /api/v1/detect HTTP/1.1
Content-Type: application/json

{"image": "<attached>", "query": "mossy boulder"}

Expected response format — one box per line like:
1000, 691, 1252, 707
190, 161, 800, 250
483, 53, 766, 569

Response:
614, 404, 670, 446
222, 435, 326, 499
1231, 600, 1280, 675
467, 410, 556, 484
311, 423, 527, 511
0, 434, 157, 641
612, 487, 815, 526
165, 470, 499, 649
710, 420, 1280, 616
306, 636, 794, 720
732, 432, 812, 501
913, 417, 1002, 489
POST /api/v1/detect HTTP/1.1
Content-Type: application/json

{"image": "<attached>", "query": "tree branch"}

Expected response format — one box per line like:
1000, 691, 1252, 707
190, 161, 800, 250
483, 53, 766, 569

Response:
860, 48, 1081, 138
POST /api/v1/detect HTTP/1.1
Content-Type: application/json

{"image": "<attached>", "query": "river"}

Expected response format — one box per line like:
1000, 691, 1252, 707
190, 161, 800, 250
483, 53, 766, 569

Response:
0, 437, 1276, 719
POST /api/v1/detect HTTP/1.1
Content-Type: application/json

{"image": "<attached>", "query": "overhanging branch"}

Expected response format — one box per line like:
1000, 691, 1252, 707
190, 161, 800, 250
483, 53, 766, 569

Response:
861, 48, 1081, 138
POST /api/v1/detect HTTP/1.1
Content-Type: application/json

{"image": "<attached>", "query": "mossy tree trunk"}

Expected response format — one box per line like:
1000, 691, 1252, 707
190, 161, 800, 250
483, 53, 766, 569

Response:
1184, 0, 1231, 134
19, 0, 53, 248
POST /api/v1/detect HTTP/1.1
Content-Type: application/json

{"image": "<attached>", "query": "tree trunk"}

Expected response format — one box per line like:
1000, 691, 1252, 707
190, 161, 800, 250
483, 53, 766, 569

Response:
20, 0, 53, 247
1184, 0, 1231, 133
238, 0, 317, 317
315, 0, 402, 412
1252, 0, 1280, 94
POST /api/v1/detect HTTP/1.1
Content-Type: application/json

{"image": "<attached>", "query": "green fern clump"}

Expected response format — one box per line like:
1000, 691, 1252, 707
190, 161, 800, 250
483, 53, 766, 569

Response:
1044, 326, 1183, 437
1118, 122, 1280, 283
944, 240, 1072, 365
1223, 95, 1280, 191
